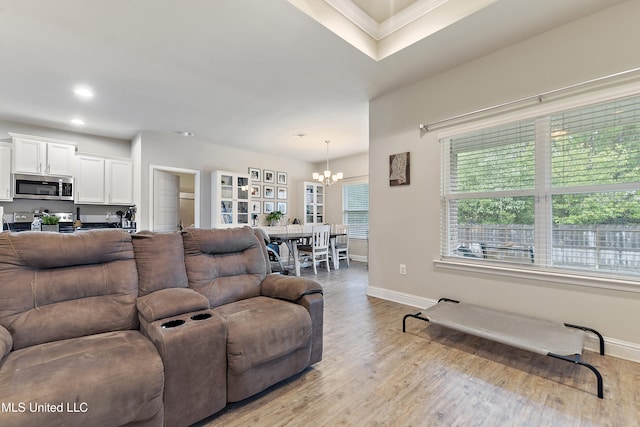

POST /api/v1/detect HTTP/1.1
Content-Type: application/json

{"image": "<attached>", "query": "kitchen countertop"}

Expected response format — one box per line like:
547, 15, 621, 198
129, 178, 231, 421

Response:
2, 222, 134, 232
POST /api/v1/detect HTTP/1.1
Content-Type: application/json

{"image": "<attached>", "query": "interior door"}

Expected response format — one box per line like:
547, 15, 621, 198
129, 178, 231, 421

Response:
153, 170, 180, 232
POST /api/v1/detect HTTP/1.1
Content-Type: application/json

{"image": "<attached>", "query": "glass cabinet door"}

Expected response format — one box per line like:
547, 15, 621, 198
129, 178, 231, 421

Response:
220, 174, 233, 199
221, 201, 233, 224
237, 176, 249, 199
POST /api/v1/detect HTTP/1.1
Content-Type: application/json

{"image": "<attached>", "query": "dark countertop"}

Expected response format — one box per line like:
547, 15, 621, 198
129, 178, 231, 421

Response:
3, 222, 131, 232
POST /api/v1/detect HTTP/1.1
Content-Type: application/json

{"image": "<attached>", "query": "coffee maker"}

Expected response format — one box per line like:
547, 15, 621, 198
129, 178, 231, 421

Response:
122, 206, 137, 231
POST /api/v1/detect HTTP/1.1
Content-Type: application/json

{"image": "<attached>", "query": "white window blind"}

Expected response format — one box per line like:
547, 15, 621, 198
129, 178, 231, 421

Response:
343, 182, 369, 239
442, 94, 640, 279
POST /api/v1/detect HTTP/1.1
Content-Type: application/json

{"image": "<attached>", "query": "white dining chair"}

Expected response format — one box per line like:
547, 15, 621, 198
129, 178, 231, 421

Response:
332, 224, 350, 267
297, 224, 331, 274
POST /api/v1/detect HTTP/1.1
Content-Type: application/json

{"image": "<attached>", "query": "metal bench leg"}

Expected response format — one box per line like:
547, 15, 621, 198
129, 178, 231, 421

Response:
548, 353, 604, 399
402, 312, 430, 332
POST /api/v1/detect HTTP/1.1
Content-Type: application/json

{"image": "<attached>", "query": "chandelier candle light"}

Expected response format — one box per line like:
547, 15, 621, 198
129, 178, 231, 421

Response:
312, 140, 343, 185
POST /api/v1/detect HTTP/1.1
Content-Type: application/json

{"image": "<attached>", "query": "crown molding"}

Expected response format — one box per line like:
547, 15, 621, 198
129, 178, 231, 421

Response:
325, 0, 449, 41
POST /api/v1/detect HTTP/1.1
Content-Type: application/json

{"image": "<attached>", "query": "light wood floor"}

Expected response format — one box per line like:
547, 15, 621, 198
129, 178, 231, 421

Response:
196, 262, 640, 427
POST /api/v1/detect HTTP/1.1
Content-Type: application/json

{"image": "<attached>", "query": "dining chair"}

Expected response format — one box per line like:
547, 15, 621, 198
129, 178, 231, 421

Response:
297, 224, 331, 274
253, 227, 288, 274
332, 224, 350, 267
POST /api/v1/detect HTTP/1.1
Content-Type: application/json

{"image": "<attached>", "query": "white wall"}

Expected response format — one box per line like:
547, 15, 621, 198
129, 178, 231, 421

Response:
368, 0, 640, 360
134, 131, 317, 230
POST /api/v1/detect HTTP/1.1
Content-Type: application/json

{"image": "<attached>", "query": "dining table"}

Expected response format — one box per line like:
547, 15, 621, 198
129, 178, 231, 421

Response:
267, 231, 347, 276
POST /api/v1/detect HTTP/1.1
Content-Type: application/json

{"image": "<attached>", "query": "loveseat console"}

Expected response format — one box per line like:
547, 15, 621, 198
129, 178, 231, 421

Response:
0, 226, 323, 427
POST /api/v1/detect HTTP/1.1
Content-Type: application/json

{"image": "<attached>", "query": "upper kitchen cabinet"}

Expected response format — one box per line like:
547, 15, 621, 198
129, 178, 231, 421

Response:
76, 155, 133, 205
107, 159, 134, 205
0, 143, 12, 201
10, 133, 76, 176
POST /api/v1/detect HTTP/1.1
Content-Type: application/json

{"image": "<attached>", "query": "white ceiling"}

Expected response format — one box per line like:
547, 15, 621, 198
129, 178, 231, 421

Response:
0, 0, 625, 163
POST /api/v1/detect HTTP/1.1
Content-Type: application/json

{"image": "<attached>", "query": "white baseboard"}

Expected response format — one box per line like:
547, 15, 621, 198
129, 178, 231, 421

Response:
349, 255, 367, 263
367, 285, 640, 364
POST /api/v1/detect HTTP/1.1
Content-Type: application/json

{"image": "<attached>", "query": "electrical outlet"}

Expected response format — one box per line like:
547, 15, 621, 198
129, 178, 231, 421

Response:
400, 264, 406, 275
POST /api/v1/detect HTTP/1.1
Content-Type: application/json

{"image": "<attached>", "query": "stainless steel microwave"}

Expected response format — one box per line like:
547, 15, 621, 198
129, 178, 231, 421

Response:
13, 173, 74, 201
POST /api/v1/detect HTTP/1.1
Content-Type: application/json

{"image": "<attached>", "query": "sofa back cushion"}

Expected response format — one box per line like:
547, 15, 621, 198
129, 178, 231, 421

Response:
182, 227, 267, 307
132, 231, 189, 296
0, 229, 139, 350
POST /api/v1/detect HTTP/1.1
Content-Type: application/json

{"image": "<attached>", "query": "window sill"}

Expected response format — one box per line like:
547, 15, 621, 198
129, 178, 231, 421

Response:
434, 258, 640, 294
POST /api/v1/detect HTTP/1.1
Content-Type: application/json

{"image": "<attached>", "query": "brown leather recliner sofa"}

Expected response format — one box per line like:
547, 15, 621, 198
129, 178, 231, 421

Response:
0, 226, 323, 427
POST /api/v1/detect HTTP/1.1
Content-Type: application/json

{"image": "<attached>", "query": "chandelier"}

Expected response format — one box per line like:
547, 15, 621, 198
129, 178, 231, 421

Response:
312, 140, 343, 185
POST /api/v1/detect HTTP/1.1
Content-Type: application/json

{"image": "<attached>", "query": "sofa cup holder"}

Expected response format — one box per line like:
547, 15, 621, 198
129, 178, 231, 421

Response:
161, 319, 186, 329
191, 313, 212, 321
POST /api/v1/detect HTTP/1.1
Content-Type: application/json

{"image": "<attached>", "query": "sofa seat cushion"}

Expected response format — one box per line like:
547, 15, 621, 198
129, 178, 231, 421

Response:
0, 330, 164, 427
212, 296, 311, 375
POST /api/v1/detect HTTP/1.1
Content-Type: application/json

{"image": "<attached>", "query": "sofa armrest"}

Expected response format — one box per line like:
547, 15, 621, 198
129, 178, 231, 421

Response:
261, 274, 323, 302
0, 325, 12, 362
137, 288, 210, 323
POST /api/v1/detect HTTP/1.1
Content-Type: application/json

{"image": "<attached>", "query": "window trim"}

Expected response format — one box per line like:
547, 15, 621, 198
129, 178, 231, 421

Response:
437, 81, 640, 288
434, 258, 640, 294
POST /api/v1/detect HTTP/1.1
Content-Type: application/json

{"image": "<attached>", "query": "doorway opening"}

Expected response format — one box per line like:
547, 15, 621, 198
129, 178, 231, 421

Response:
149, 165, 200, 232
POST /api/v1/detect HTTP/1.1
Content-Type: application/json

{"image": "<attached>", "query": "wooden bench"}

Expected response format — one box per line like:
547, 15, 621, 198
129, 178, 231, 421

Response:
403, 298, 605, 398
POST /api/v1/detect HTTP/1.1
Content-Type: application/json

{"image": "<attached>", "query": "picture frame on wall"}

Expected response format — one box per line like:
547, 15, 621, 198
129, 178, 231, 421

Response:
263, 169, 275, 183
251, 185, 261, 198
277, 187, 287, 200
277, 171, 288, 185
251, 201, 261, 214
264, 201, 275, 213
263, 185, 275, 199
277, 202, 287, 214
389, 152, 410, 186
249, 167, 261, 182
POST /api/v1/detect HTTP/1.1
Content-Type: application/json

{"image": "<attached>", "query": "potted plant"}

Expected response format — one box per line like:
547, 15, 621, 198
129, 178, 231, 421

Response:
41, 214, 60, 232
266, 210, 284, 226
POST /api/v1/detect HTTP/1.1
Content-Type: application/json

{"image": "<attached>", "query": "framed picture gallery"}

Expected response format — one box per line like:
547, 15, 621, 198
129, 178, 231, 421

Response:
247, 166, 289, 221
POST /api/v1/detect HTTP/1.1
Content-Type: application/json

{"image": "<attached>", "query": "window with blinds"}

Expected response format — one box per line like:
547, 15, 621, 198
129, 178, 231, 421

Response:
343, 182, 369, 239
442, 94, 640, 278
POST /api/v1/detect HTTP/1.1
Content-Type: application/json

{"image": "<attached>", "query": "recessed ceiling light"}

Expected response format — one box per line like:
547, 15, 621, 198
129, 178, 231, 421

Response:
74, 86, 94, 99
293, 133, 307, 138
70, 118, 85, 125
175, 131, 195, 137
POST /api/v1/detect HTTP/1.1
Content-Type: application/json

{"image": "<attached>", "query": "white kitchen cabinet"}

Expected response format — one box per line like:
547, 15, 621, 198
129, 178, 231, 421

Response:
0, 144, 12, 201
75, 155, 106, 203
106, 159, 134, 205
76, 155, 133, 205
11, 134, 76, 176
211, 170, 251, 227
299, 181, 324, 225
